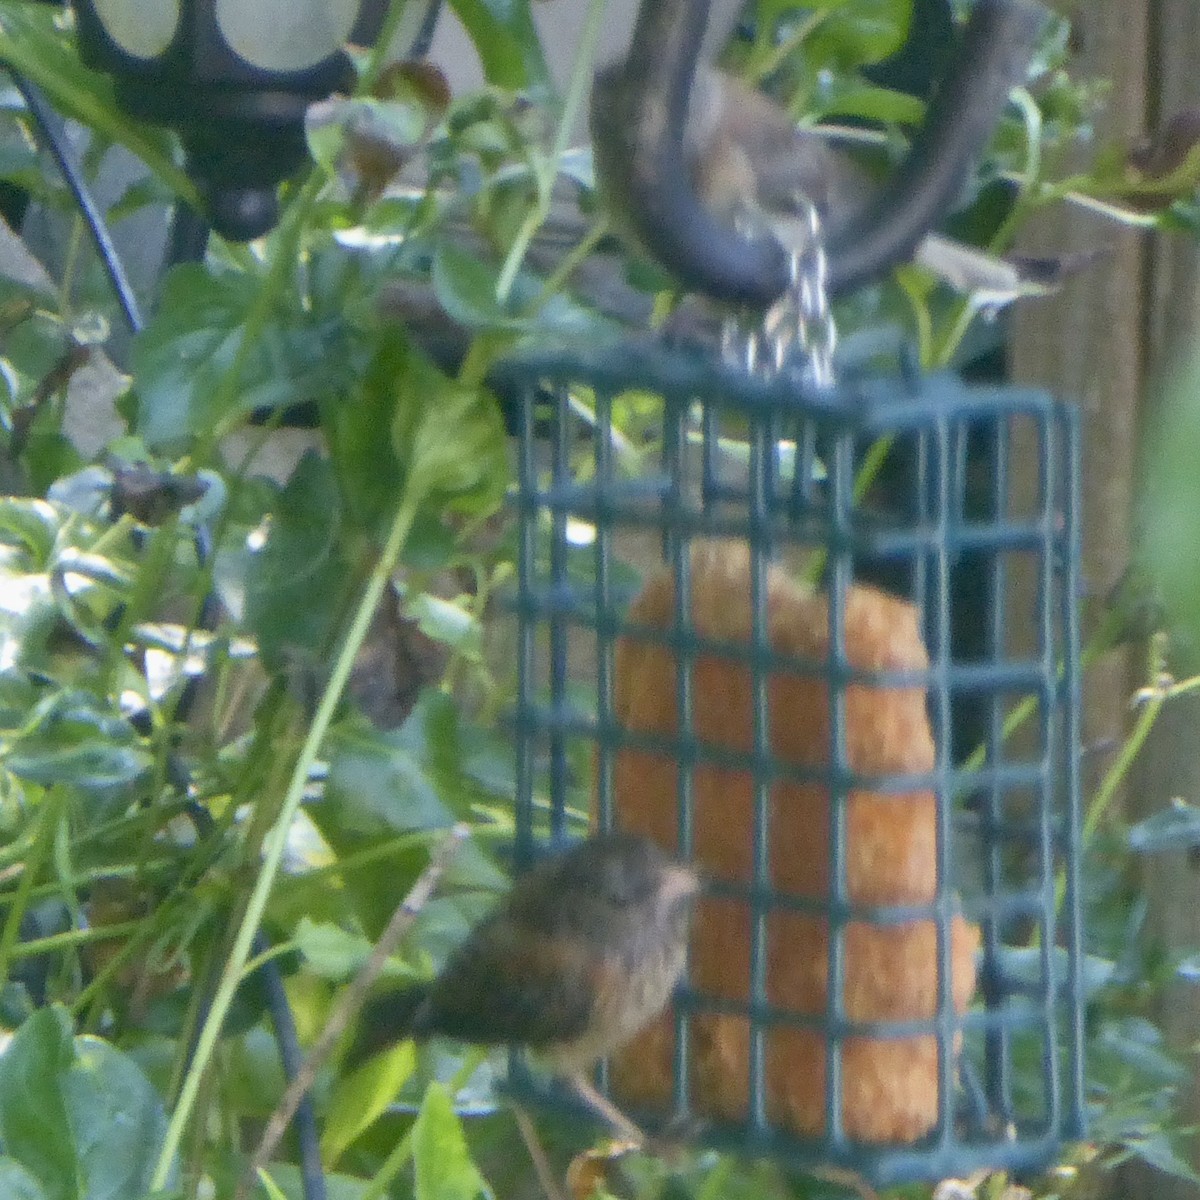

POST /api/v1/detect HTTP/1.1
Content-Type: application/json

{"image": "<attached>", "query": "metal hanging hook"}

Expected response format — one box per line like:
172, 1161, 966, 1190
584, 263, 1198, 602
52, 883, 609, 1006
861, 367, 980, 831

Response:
590, 0, 1047, 307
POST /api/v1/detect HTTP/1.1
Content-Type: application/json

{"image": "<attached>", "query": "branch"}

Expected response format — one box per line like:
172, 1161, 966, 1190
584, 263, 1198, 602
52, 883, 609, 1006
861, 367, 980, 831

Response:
235, 823, 471, 1200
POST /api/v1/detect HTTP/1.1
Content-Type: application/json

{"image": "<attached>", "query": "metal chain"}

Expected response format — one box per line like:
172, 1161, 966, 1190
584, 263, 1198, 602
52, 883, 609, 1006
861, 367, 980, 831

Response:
789, 197, 837, 388
720, 195, 837, 390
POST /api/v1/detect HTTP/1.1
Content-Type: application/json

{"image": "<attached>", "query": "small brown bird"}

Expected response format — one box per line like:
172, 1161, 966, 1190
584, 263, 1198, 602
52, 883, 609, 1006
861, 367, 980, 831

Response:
354, 831, 700, 1140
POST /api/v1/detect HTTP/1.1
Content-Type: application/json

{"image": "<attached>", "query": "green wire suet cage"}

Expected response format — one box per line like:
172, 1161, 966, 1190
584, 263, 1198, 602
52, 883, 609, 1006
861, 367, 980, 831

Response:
501, 339, 1084, 1187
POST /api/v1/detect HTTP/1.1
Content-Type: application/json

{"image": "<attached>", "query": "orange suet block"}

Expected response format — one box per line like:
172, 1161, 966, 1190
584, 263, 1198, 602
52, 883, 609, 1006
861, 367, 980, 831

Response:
605, 540, 980, 1143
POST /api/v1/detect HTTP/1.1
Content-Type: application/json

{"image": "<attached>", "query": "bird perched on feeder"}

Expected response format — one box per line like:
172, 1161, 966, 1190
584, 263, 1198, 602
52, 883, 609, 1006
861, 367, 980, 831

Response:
680, 66, 1088, 303
353, 831, 700, 1141
591, 35, 1092, 311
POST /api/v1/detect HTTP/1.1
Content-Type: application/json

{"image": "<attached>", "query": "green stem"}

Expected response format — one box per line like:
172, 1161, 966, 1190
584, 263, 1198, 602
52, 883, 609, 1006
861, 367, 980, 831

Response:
358, 0, 412, 94
360, 1048, 490, 1200
87, 513, 136, 559
748, 10, 827, 84
0, 856, 172, 903
1049, 636, 1186, 916
1009, 87, 1043, 207
58, 216, 83, 322
150, 486, 423, 1190
9, 919, 145, 961
0, 832, 36, 872
931, 297, 979, 369
530, 218, 610, 310
0, 785, 64, 985
51, 804, 86, 937
495, 0, 606, 303
289, 825, 511, 892
800, 434, 895, 586
241, 940, 295, 981
960, 610, 1124, 781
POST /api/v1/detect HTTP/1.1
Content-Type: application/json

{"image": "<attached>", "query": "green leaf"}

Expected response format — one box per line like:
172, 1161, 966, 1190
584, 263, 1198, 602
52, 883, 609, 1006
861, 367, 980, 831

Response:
430, 244, 614, 341
241, 452, 352, 673
249, 1164, 369, 1200
4, 736, 150, 801
220, 1026, 286, 1121
443, 0, 550, 92
63, 1036, 172, 1200
990, 945, 1115, 1000
405, 593, 480, 653
1094, 1016, 1190, 1086
811, 81, 925, 125
1124, 1133, 1200, 1185
0, 6, 196, 206
343, 691, 508, 890
393, 348, 508, 514
0, 1159, 48, 1200
431, 244, 525, 332
324, 329, 408, 535
324, 714, 453, 836
388, 691, 485, 809
307, 97, 430, 177
4, 691, 152, 806
0, 1008, 76, 1200
412, 1082, 489, 1200
0, 564, 57, 676
130, 266, 349, 449
0, 671, 37, 730
1129, 799, 1200, 852
293, 917, 376, 981
256, 1172, 289, 1200
321, 1042, 416, 1166
0, 499, 61, 569
801, 0, 914, 70
0, 1007, 175, 1200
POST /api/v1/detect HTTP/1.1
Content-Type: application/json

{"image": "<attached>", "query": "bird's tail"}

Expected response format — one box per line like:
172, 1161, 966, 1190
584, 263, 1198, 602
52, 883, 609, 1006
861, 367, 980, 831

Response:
346, 985, 432, 1069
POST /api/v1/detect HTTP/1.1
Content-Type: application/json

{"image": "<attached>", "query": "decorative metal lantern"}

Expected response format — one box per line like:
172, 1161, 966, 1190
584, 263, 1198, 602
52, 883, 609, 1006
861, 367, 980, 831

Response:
72, 0, 387, 239
500, 338, 1084, 1186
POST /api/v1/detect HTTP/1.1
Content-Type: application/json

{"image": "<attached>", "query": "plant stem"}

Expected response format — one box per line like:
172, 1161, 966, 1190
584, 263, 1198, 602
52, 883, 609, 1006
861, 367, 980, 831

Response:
58, 215, 83, 322
749, 10, 828, 85
236, 825, 469, 1200
1049, 635, 1183, 916
495, 0, 606, 304
0, 785, 63, 985
531, 217, 610, 310
150, 486, 423, 1190
287, 821, 511, 894
801, 434, 895, 586
960, 610, 1124, 782
358, 0, 412, 94
8, 918, 145, 961
930, 296, 979, 368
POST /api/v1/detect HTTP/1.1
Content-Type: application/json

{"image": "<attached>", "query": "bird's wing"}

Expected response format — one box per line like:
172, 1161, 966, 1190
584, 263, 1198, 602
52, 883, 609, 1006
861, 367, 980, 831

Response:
424, 918, 597, 1051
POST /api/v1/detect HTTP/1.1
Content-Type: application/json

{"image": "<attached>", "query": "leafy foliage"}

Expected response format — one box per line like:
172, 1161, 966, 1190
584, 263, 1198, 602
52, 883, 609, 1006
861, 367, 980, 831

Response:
0, 0, 1192, 1198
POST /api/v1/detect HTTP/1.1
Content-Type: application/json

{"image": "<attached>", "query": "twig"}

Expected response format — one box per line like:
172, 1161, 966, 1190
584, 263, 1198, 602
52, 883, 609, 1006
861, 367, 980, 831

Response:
235, 824, 471, 1200
513, 1103, 569, 1200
